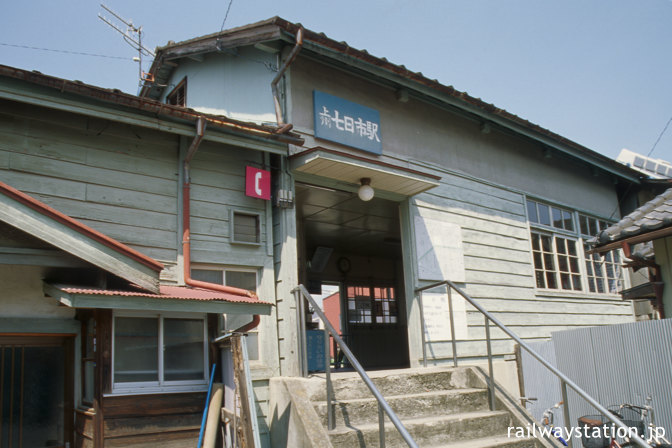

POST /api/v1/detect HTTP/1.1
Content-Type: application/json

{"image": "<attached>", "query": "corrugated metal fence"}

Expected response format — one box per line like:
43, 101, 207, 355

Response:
521, 319, 672, 444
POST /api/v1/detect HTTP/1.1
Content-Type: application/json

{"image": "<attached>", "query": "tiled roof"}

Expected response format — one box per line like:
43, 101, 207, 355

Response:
59, 285, 270, 305
144, 17, 644, 183
596, 188, 672, 246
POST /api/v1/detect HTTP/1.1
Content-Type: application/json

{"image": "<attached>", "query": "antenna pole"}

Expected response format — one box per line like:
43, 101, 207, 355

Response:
98, 3, 155, 86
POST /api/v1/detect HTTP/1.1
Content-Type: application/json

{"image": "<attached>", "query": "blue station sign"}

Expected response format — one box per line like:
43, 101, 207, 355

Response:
313, 90, 382, 155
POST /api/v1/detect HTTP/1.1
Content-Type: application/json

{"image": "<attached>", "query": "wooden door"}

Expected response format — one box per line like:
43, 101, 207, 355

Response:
344, 285, 409, 369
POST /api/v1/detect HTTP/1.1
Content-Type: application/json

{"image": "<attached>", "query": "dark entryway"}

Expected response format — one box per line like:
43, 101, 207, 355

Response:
296, 183, 410, 369
0, 335, 73, 448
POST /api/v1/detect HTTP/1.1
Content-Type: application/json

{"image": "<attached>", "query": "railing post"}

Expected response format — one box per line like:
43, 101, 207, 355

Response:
294, 288, 308, 377
378, 402, 386, 448
325, 325, 335, 430
561, 380, 573, 448
447, 285, 458, 368
418, 290, 427, 367
484, 316, 496, 411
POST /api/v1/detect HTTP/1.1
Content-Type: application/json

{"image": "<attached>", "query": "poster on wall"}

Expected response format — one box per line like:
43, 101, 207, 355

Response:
422, 290, 468, 341
414, 215, 466, 282
313, 90, 382, 155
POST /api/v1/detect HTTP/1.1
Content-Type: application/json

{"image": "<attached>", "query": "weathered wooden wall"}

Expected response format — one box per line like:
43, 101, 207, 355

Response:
407, 164, 633, 363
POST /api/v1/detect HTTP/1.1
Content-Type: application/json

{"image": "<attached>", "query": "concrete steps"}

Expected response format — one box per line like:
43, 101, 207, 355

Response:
307, 367, 547, 448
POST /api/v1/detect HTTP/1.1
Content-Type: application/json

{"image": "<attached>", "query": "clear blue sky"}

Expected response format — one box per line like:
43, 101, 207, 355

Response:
2, 0, 671, 163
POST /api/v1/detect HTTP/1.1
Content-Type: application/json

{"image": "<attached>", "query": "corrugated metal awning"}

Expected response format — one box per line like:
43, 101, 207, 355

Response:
290, 147, 440, 198
43, 283, 273, 315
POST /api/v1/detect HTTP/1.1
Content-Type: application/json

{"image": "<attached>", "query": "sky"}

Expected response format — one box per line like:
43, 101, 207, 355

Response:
1, 0, 671, 163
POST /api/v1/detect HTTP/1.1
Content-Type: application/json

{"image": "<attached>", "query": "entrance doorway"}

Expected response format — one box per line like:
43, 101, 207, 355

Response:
0, 335, 74, 448
296, 183, 409, 369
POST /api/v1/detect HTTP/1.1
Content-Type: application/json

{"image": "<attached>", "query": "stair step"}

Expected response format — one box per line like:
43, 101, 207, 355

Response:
314, 388, 489, 426
429, 435, 540, 448
327, 409, 513, 448
317, 368, 475, 401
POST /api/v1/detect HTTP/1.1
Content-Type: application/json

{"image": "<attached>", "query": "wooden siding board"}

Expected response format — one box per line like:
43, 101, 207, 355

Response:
33, 195, 176, 233
414, 195, 524, 223
191, 246, 270, 267
190, 184, 265, 211
76, 220, 176, 251
463, 243, 533, 264
461, 296, 632, 314
9, 152, 176, 196
85, 184, 176, 215
463, 255, 533, 277
0, 169, 87, 200
414, 205, 530, 240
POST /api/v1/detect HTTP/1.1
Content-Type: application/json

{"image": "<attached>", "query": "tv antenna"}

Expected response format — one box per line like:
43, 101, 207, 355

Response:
98, 3, 155, 86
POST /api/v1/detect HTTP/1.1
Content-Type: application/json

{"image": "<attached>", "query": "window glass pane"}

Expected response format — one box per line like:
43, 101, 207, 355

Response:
541, 235, 552, 252
580, 215, 590, 236
527, 200, 538, 223
545, 271, 557, 289
589, 218, 598, 236
191, 269, 223, 284
538, 204, 551, 226
552, 207, 563, 229
225, 270, 257, 292
562, 210, 574, 231
114, 317, 158, 383
164, 319, 205, 381
571, 275, 582, 291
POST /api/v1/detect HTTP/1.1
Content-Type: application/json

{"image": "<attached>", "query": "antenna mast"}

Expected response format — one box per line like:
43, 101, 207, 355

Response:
98, 3, 155, 86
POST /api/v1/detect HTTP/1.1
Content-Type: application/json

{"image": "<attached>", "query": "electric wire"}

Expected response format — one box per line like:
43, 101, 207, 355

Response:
220, 0, 235, 32
646, 115, 672, 159
0, 42, 133, 60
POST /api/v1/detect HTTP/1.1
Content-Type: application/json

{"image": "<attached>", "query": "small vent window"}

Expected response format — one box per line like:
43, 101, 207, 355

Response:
232, 211, 260, 244
166, 78, 186, 107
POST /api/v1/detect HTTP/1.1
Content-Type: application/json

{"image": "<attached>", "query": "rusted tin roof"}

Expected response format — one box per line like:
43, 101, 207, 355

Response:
59, 285, 270, 305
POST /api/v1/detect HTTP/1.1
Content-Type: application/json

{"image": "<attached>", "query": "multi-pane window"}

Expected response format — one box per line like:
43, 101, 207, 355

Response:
579, 214, 622, 294
527, 199, 622, 294
531, 233, 581, 291
113, 314, 207, 393
347, 285, 398, 324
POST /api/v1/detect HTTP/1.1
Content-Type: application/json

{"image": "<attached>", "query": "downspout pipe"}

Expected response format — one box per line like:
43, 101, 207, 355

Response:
182, 117, 260, 332
271, 27, 304, 126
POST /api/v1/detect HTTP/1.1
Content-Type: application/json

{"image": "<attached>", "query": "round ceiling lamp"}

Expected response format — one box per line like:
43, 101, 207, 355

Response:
358, 177, 374, 201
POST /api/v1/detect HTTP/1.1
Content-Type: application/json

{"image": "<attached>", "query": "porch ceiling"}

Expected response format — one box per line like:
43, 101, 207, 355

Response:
289, 147, 440, 198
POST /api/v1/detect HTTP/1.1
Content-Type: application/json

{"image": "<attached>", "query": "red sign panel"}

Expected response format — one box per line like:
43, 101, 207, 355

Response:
245, 166, 271, 200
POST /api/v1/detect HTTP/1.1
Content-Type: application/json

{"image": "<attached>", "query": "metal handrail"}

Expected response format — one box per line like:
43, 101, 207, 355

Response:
415, 280, 650, 448
293, 284, 418, 448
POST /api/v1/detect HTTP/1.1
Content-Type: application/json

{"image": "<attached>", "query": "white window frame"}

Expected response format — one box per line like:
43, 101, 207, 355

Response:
111, 311, 209, 395
190, 265, 261, 360
526, 197, 622, 296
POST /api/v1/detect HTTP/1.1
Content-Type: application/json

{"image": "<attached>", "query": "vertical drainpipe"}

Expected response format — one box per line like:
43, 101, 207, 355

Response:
182, 116, 261, 332
271, 27, 304, 126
